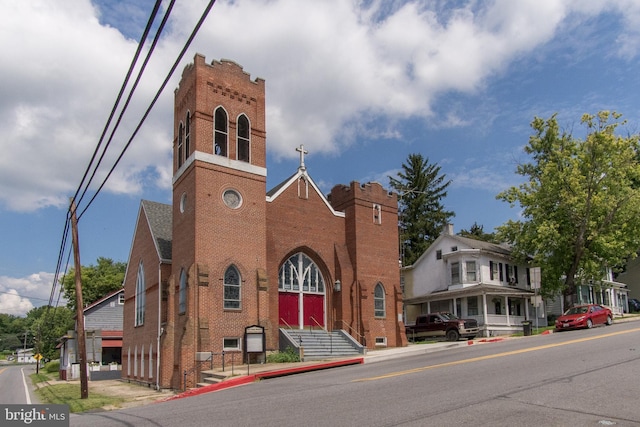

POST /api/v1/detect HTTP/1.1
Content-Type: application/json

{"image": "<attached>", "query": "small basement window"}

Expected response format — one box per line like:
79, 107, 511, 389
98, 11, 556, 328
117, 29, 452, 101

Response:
223, 338, 241, 351
375, 337, 387, 347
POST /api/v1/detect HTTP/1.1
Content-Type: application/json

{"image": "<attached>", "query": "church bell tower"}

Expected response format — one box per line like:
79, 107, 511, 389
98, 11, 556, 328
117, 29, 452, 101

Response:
170, 54, 268, 370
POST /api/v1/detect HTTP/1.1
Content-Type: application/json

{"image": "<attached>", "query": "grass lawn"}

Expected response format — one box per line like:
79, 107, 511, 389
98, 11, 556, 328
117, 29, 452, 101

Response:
31, 372, 125, 413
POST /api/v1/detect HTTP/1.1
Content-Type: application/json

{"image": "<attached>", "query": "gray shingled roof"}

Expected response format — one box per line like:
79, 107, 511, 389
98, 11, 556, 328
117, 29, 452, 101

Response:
141, 200, 172, 261
450, 234, 512, 257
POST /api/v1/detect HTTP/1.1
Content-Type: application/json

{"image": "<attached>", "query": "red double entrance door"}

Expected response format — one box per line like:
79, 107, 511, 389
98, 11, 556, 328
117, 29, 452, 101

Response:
279, 292, 324, 328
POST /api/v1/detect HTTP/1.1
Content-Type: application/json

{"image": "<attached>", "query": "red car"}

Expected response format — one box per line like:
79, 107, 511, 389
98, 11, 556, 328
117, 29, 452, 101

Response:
555, 304, 613, 331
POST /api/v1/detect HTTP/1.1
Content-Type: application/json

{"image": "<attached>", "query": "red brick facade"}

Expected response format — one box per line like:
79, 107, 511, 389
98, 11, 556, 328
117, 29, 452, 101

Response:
122, 54, 407, 390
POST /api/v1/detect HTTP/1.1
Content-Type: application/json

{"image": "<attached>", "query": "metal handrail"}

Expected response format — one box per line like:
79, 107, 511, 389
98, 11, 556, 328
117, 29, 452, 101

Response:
279, 318, 294, 330
309, 316, 331, 354
337, 320, 365, 345
308, 316, 326, 332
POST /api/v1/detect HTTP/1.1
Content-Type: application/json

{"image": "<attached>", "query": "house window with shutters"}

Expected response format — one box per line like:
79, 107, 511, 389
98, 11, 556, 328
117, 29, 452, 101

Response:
465, 261, 477, 282
451, 262, 460, 285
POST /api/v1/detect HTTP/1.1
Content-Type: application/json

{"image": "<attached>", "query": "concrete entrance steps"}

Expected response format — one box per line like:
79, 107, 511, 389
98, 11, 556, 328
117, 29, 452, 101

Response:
286, 329, 363, 361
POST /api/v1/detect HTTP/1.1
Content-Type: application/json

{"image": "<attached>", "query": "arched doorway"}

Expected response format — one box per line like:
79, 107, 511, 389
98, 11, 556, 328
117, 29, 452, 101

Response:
278, 252, 326, 328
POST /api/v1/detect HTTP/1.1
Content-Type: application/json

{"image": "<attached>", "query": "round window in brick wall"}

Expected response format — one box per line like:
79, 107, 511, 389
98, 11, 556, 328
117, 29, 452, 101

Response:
222, 189, 242, 209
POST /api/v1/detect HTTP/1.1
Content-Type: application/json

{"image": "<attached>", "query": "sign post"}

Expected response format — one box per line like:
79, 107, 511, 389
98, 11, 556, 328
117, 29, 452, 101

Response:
244, 325, 265, 374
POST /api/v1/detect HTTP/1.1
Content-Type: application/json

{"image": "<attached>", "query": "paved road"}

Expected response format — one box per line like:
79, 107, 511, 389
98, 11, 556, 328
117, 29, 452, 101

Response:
0, 364, 40, 405
72, 321, 640, 426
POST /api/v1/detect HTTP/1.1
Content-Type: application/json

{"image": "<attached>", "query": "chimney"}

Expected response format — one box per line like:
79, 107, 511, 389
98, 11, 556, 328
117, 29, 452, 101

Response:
443, 223, 454, 235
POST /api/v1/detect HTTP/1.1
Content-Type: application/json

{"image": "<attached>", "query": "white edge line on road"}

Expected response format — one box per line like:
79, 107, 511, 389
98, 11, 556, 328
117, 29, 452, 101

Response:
20, 367, 31, 404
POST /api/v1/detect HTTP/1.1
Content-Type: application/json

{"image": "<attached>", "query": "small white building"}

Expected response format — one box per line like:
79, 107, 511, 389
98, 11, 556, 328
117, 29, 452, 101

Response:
16, 348, 36, 364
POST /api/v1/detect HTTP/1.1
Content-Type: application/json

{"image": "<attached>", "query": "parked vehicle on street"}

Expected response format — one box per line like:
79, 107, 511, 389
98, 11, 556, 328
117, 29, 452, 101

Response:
628, 298, 640, 313
406, 312, 479, 342
555, 304, 613, 331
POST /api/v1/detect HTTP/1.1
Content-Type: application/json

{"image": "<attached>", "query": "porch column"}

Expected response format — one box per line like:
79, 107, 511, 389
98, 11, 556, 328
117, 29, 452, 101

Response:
525, 297, 530, 320
482, 293, 488, 328
453, 298, 457, 316
505, 296, 511, 326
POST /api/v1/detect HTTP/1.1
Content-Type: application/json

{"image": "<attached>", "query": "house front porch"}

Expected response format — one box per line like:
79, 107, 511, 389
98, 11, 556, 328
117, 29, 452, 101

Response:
405, 283, 543, 337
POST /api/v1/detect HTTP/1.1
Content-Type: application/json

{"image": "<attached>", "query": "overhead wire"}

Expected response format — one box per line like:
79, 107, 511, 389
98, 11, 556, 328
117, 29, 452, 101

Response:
45, 0, 218, 312
72, 0, 164, 209
77, 0, 217, 220
45, 1, 165, 311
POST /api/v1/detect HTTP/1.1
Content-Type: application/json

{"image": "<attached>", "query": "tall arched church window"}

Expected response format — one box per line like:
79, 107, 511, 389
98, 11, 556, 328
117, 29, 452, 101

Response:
179, 268, 187, 315
237, 114, 250, 162
279, 253, 325, 293
185, 111, 191, 161
374, 283, 385, 318
214, 107, 228, 157
224, 265, 241, 309
177, 122, 184, 167
135, 262, 145, 326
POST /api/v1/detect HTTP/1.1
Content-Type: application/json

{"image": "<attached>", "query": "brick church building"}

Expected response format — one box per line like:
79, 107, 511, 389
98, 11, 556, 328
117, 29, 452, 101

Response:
122, 54, 407, 390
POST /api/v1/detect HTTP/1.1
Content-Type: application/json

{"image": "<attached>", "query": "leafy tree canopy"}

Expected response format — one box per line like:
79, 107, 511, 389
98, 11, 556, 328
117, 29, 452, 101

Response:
390, 153, 454, 266
497, 111, 640, 300
61, 257, 126, 310
0, 306, 74, 359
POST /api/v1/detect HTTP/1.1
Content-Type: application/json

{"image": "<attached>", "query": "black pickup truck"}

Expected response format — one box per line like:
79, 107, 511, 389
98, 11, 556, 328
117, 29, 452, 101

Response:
406, 312, 479, 342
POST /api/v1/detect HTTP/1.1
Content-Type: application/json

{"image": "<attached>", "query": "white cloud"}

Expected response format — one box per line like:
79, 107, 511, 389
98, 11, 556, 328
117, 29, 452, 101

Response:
0, 272, 58, 316
1, 0, 638, 212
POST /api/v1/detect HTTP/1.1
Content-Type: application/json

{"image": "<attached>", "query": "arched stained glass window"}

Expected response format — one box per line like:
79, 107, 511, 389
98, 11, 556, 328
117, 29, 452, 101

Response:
237, 114, 250, 162
135, 262, 145, 326
224, 265, 241, 309
278, 253, 324, 293
185, 111, 191, 160
374, 283, 385, 318
177, 122, 184, 167
214, 107, 228, 157
179, 268, 187, 315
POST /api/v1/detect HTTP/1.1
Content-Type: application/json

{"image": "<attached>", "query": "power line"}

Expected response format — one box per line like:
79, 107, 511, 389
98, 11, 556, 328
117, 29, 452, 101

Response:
0, 289, 54, 304
78, 0, 217, 220
72, 0, 164, 209
46, 1, 165, 315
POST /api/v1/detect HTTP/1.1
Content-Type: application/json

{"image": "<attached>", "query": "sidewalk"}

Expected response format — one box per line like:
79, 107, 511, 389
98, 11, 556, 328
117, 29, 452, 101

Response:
162, 337, 505, 402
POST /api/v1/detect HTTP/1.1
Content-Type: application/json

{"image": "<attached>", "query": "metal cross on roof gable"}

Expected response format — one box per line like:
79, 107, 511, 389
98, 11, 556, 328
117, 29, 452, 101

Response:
296, 144, 308, 170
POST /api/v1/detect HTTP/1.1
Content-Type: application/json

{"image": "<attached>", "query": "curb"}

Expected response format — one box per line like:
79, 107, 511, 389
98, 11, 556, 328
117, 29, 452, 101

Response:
163, 357, 364, 401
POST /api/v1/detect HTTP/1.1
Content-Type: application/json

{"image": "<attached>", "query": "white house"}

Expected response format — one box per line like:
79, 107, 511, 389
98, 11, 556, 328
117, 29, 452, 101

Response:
402, 225, 544, 336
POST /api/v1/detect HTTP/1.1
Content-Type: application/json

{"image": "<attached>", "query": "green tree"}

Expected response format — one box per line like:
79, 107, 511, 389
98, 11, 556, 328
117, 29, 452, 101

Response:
458, 222, 497, 243
497, 111, 640, 301
61, 257, 126, 310
390, 153, 454, 266
31, 306, 75, 359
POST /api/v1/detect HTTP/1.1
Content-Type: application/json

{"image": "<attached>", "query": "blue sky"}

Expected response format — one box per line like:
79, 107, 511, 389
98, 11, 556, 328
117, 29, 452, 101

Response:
1, 0, 639, 316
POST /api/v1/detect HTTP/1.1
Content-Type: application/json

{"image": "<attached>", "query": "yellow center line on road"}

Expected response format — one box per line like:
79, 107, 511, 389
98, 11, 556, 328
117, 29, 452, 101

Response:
353, 327, 640, 382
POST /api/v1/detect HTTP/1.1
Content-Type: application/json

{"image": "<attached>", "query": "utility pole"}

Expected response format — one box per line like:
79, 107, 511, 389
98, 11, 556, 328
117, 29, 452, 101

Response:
70, 198, 89, 399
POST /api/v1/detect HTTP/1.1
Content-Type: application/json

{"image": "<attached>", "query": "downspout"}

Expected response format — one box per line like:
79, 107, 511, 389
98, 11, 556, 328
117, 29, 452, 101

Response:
156, 262, 161, 390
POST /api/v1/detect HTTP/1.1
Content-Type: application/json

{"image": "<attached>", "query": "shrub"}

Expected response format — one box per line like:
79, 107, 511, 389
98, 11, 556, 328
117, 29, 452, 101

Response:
44, 360, 60, 373
266, 346, 300, 363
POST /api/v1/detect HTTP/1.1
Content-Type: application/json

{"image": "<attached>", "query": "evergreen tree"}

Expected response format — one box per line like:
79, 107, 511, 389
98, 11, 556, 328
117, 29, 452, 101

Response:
458, 222, 497, 243
390, 153, 454, 266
